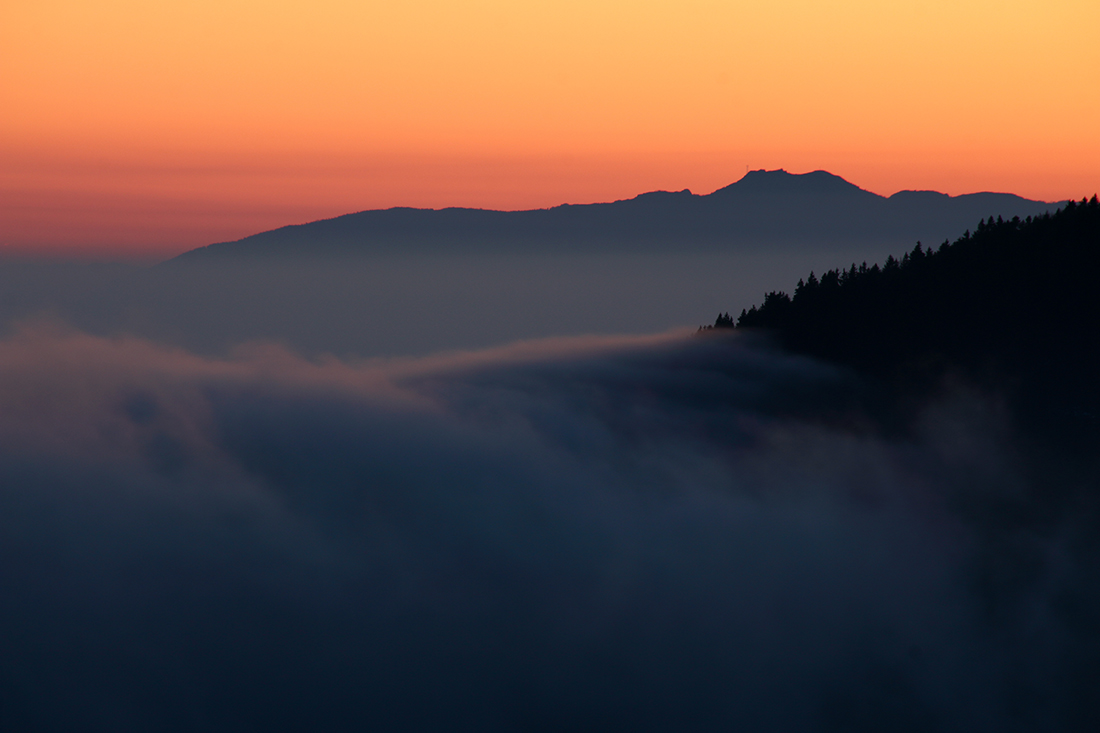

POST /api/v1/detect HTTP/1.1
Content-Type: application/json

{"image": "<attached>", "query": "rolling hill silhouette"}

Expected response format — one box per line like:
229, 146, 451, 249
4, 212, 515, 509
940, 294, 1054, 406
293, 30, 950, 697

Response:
171, 169, 1061, 261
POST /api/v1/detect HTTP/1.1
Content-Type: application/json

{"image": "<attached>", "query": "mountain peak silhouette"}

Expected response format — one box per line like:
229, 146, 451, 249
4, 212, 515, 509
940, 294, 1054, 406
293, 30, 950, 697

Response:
708, 169, 873, 199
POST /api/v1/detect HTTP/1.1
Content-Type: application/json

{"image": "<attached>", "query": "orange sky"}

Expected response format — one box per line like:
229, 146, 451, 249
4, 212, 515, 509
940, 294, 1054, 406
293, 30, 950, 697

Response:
2, 0, 1097, 259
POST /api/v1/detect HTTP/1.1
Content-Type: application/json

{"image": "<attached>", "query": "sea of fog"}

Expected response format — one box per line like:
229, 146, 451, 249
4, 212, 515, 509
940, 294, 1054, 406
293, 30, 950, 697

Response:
1, 326, 1097, 730
0, 248, 1096, 730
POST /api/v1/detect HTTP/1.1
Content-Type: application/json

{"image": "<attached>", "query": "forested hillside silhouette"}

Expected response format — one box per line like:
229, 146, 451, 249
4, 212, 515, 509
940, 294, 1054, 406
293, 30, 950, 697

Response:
718, 196, 1100, 440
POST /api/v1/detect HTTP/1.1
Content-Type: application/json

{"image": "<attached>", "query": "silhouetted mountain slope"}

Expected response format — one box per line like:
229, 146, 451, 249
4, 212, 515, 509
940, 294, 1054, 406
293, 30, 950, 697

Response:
170, 170, 1060, 262
729, 197, 1100, 442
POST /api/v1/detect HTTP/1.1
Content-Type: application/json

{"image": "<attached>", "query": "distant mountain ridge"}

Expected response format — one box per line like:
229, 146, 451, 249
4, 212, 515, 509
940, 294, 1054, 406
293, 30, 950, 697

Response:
172, 169, 1062, 262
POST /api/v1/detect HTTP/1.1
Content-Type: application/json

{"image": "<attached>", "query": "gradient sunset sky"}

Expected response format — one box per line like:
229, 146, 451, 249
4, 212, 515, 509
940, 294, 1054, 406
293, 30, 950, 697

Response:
3, 0, 1097, 258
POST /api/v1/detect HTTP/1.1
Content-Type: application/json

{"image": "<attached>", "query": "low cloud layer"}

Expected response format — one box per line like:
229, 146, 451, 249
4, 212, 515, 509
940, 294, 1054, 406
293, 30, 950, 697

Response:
0, 326, 1095, 731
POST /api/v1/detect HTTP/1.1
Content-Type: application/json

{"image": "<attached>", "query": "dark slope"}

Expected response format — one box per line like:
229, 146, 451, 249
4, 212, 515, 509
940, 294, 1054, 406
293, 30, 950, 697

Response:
728, 196, 1100, 443
170, 170, 1060, 262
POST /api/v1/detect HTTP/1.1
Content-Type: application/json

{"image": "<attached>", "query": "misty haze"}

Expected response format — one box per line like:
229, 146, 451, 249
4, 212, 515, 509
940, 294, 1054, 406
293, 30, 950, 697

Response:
0, 171, 1061, 358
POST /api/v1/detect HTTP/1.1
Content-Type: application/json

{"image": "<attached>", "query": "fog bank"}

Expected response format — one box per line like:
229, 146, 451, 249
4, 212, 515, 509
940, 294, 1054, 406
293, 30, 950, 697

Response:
0, 326, 1096, 731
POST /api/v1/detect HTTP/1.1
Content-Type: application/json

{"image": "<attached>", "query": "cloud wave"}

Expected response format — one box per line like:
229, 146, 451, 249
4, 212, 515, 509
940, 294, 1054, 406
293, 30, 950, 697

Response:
0, 326, 1095, 731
